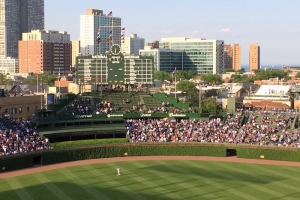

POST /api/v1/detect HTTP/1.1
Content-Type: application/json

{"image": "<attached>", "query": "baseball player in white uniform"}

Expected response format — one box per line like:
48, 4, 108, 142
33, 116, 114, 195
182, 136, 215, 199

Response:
117, 167, 121, 176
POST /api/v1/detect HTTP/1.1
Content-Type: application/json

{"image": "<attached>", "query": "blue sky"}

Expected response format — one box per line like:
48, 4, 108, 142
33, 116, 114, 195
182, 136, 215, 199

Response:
45, 0, 300, 66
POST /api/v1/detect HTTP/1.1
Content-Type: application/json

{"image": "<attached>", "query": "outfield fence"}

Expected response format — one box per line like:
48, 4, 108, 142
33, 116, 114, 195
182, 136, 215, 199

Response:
1, 142, 300, 173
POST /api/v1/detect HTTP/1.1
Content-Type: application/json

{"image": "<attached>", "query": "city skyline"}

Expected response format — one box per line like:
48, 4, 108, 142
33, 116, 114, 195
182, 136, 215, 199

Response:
45, 0, 300, 66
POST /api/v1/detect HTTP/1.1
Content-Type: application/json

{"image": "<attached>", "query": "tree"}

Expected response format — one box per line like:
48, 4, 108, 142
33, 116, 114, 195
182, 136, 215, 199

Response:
200, 74, 223, 84
175, 70, 197, 80
22, 73, 57, 86
176, 80, 197, 96
237, 68, 246, 74
253, 69, 289, 81
153, 71, 172, 82
216, 89, 221, 96
201, 98, 223, 114
295, 72, 300, 78
0, 73, 12, 85
230, 74, 255, 83
224, 68, 235, 73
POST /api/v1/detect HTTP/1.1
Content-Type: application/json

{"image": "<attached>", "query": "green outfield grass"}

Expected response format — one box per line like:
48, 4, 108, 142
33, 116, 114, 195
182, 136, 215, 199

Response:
1, 160, 300, 200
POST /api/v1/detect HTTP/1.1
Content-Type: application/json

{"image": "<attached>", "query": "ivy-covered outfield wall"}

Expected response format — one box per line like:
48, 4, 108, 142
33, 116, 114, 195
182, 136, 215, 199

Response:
0, 144, 227, 172
1, 143, 300, 173
236, 147, 300, 162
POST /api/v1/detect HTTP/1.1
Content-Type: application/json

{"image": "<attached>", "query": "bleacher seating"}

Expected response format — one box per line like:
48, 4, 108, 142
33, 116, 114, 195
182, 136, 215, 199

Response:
255, 85, 291, 96
237, 111, 296, 146
59, 92, 187, 115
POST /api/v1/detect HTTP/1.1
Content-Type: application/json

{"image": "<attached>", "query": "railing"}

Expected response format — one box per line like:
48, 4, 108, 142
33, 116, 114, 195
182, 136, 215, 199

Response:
244, 95, 290, 100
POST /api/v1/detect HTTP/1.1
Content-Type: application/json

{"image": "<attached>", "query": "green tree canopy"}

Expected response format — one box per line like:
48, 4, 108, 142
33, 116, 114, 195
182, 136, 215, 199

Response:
22, 73, 57, 86
0, 73, 12, 85
200, 74, 223, 84
153, 71, 172, 82
230, 74, 255, 83
175, 70, 197, 80
176, 80, 197, 96
224, 68, 235, 73
154, 70, 198, 82
295, 72, 300, 78
201, 98, 222, 114
253, 69, 289, 80
237, 68, 246, 74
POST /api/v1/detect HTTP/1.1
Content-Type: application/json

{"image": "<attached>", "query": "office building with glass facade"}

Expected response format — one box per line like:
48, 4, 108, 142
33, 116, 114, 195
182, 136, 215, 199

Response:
139, 46, 184, 72
159, 37, 224, 74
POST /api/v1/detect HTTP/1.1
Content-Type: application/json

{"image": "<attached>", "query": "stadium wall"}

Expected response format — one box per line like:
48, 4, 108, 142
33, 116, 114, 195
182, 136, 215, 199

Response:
2, 143, 300, 173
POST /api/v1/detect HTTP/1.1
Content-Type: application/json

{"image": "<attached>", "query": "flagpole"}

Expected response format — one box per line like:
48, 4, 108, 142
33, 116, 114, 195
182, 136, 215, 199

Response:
41, 91, 42, 109
175, 68, 176, 100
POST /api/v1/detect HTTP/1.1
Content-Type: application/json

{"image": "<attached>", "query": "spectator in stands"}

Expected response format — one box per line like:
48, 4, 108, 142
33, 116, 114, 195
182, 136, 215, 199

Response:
0, 117, 52, 156
162, 102, 170, 107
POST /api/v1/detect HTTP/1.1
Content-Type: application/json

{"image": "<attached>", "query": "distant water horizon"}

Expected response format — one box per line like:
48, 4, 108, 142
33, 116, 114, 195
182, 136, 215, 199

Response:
241, 65, 283, 72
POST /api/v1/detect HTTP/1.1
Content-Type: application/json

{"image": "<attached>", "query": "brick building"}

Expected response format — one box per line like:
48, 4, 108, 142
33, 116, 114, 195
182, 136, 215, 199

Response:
0, 95, 43, 119
18, 30, 71, 75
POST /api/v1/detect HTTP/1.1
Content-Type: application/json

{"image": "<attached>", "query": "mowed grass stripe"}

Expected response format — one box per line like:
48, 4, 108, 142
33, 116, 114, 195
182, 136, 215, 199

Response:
0, 179, 20, 199
33, 174, 73, 200
243, 164, 300, 195
131, 161, 190, 199
58, 168, 111, 200
106, 162, 182, 200
5, 177, 34, 200
212, 162, 292, 199
180, 160, 260, 200
256, 164, 300, 184
83, 164, 147, 200
140, 160, 203, 199
136, 160, 223, 200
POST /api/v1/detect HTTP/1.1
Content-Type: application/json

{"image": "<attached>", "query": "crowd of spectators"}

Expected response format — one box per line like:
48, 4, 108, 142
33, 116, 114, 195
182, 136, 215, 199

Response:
236, 110, 296, 146
64, 98, 93, 115
126, 117, 239, 143
95, 101, 116, 115
0, 117, 52, 156
126, 109, 300, 147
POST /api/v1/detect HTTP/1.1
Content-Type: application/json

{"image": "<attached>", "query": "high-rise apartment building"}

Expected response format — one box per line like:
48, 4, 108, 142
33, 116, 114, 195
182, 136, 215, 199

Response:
121, 33, 145, 55
223, 44, 241, 71
249, 43, 260, 71
0, 0, 44, 58
223, 44, 232, 70
80, 9, 121, 55
72, 40, 80, 68
0, 57, 18, 74
232, 44, 241, 71
160, 37, 224, 74
18, 30, 71, 75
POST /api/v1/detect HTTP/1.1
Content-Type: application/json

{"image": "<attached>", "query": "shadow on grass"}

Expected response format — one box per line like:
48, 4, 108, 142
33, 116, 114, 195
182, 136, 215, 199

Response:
141, 164, 285, 184
1, 181, 176, 200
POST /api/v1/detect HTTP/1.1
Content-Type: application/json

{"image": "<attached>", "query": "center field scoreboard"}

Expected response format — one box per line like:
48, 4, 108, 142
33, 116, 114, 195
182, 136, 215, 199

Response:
76, 44, 154, 85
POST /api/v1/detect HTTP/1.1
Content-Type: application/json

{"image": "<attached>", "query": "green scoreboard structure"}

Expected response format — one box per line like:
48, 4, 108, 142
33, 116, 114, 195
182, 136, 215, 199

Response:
76, 44, 154, 85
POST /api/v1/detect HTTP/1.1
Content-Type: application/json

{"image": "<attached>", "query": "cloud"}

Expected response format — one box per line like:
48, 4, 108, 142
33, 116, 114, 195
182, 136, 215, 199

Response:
160, 30, 172, 34
219, 28, 230, 33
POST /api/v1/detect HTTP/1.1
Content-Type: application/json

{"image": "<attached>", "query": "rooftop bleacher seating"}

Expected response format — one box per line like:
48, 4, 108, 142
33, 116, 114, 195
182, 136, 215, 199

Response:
255, 85, 291, 96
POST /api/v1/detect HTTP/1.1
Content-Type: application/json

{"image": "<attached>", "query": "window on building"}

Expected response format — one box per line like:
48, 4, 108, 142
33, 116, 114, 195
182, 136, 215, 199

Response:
19, 107, 22, 114
27, 107, 30, 112
11, 108, 17, 115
